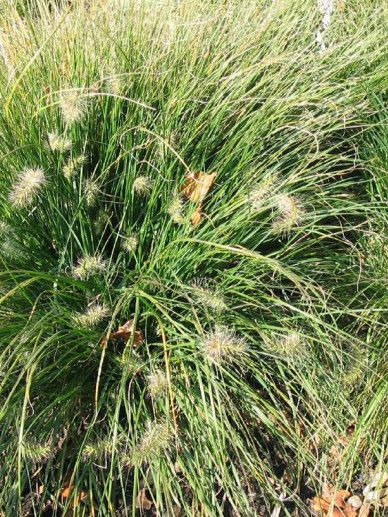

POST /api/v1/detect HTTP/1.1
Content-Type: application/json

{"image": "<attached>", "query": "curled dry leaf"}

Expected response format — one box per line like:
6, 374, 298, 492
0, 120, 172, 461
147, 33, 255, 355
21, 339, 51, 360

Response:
180, 171, 217, 204
180, 171, 216, 225
101, 319, 144, 348
135, 488, 153, 510
60, 485, 88, 508
191, 206, 203, 226
312, 486, 356, 516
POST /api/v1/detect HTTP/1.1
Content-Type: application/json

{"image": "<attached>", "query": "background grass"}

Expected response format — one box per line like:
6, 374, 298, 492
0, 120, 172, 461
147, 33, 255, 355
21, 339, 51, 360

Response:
0, 0, 387, 515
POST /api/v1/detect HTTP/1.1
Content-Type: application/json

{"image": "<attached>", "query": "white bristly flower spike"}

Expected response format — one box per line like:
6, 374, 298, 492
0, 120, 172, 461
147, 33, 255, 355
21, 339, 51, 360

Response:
133, 176, 153, 195
263, 331, 307, 360
201, 326, 248, 364
122, 234, 138, 252
0, 30, 15, 80
191, 278, 227, 312
59, 91, 87, 124
63, 154, 86, 181
167, 196, 184, 223
47, 132, 72, 152
272, 194, 304, 233
84, 179, 99, 207
75, 303, 110, 328
73, 254, 107, 280
130, 420, 171, 466
9, 167, 46, 208
247, 174, 278, 211
147, 369, 169, 398
316, 0, 334, 51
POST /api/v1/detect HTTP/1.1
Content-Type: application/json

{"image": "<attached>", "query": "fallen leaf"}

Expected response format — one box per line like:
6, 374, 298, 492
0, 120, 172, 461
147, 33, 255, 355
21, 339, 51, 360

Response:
312, 486, 353, 515
180, 171, 216, 225
110, 319, 143, 345
191, 206, 203, 226
312, 496, 330, 513
101, 319, 144, 348
180, 171, 217, 204
334, 490, 351, 508
61, 485, 74, 499
60, 485, 87, 507
135, 488, 153, 510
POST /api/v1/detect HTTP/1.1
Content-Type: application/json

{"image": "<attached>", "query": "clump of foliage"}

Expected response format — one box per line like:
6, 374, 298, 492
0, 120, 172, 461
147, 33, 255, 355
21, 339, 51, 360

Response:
0, 0, 386, 515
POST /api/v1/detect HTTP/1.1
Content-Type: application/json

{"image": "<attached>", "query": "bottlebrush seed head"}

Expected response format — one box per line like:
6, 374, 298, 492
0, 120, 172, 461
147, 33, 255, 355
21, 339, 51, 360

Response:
73, 254, 107, 280
133, 176, 153, 195
9, 167, 46, 208
201, 326, 247, 363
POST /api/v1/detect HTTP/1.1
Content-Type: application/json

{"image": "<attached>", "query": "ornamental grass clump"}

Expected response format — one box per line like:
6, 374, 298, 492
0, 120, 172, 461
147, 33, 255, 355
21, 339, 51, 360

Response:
0, 0, 386, 515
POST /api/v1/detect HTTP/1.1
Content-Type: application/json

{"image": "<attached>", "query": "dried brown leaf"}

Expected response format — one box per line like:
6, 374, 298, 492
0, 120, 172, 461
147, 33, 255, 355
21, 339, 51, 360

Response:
136, 488, 153, 510
180, 171, 216, 225
101, 319, 144, 348
180, 171, 216, 204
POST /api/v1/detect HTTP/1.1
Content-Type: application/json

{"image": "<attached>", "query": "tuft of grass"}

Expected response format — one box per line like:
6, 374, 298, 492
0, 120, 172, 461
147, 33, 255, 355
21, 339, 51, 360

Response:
0, 0, 386, 515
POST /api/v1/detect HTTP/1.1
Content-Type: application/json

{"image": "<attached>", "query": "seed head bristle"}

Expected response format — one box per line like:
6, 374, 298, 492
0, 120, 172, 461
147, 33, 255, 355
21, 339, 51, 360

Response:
47, 132, 72, 153
84, 179, 100, 207
122, 234, 138, 252
74, 303, 110, 328
9, 167, 46, 208
167, 196, 184, 223
201, 326, 247, 363
59, 91, 87, 124
133, 176, 153, 195
73, 254, 107, 280
63, 154, 86, 180
247, 174, 277, 210
191, 278, 227, 312
272, 194, 304, 233
147, 369, 168, 398
130, 420, 172, 466
22, 440, 54, 464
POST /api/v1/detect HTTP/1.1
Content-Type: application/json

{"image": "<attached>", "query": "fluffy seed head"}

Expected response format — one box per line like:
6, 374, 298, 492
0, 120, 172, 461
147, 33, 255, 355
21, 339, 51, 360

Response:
264, 332, 307, 359
201, 326, 247, 363
167, 197, 184, 223
47, 132, 72, 152
133, 176, 153, 195
0, 238, 22, 259
9, 167, 46, 208
273, 194, 304, 233
75, 303, 110, 328
73, 254, 107, 280
130, 420, 171, 466
82, 436, 117, 462
122, 234, 138, 252
147, 369, 168, 398
63, 154, 86, 180
106, 75, 126, 95
59, 91, 87, 124
84, 179, 99, 207
247, 174, 277, 210
0, 30, 15, 80
191, 278, 227, 312
22, 440, 54, 464
0, 221, 10, 237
